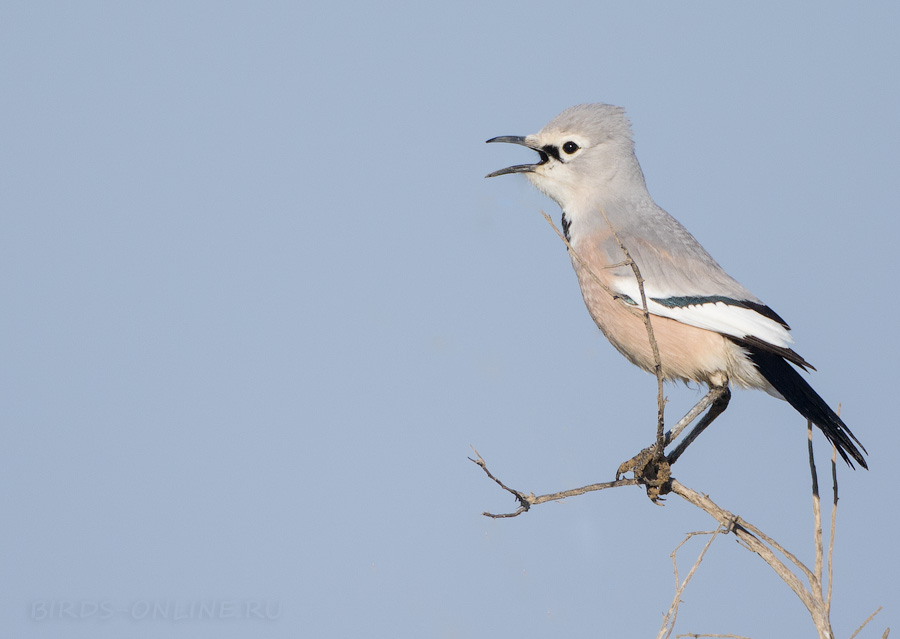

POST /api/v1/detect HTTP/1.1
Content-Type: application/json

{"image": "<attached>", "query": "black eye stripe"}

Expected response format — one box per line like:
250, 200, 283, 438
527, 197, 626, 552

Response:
541, 145, 561, 161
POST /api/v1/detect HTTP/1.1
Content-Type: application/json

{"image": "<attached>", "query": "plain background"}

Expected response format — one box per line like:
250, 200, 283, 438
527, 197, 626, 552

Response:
3, 2, 898, 637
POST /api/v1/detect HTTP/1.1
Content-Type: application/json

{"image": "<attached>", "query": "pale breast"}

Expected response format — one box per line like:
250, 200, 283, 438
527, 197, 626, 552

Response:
567, 233, 767, 389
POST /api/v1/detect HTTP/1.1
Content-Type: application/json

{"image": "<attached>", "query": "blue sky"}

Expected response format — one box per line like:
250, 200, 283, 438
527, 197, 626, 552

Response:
3, 2, 898, 638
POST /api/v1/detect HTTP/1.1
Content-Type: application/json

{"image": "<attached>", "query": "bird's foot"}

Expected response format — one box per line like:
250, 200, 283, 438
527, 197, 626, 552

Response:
617, 445, 672, 503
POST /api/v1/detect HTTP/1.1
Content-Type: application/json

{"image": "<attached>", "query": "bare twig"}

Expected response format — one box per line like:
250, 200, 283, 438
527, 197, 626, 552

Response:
469, 448, 638, 518
540, 211, 638, 314
808, 421, 824, 593
849, 606, 882, 639
659, 528, 724, 639
826, 408, 841, 617
826, 443, 837, 618
596, 209, 667, 452
541, 209, 665, 438
468, 446, 533, 518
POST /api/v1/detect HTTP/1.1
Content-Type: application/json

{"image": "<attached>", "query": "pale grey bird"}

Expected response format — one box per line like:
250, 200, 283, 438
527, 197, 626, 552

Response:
486, 103, 867, 469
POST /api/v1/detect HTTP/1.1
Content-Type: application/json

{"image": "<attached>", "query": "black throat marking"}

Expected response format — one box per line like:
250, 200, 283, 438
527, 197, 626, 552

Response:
561, 212, 571, 243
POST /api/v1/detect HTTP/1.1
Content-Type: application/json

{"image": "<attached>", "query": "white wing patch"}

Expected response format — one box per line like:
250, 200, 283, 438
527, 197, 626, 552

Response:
614, 279, 793, 348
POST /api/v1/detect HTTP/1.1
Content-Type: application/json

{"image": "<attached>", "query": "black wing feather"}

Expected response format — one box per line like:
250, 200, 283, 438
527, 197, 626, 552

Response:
734, 341, 867, 469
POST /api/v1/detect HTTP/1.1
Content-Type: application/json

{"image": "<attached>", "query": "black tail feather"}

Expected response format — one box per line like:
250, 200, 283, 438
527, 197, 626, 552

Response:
742, 345, 868, 469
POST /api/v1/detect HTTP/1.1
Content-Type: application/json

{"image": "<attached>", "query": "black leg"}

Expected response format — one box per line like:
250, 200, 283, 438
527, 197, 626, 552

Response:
666, 384, 731, 465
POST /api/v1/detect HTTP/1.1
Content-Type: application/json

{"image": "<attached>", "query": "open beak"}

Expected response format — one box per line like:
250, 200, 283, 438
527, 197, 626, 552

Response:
485, 136, 548, 178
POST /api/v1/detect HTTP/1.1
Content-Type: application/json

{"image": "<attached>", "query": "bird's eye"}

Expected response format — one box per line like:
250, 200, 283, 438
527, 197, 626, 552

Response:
562, 141, 580, 154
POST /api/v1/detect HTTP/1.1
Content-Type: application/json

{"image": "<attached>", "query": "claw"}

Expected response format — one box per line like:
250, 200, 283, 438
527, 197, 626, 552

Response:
617, 446, 672, 503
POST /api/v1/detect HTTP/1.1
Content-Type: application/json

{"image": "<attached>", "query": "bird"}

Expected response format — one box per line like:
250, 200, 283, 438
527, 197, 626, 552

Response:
485, 103, 867, 469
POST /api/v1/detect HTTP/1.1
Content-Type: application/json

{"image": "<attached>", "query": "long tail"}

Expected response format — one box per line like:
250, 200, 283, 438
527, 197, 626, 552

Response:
744, 346, 868, 469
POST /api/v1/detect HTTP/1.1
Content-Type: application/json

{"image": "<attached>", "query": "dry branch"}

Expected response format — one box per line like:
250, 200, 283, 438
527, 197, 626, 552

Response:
669, 480, 832, 636
469, 448, 638, 518
827, 409, 841, 618
809, 421, 824, 594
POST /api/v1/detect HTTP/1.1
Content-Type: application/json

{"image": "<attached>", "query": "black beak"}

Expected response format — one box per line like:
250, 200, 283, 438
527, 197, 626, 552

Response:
485, 136, 548, 178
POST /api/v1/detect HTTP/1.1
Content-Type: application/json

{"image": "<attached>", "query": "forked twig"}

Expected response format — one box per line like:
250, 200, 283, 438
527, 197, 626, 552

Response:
468, 446, 534, 518
731, 515, 816, 585
469, 448, 638, 518
659, 528, 724, 639
669, 480, 831, 635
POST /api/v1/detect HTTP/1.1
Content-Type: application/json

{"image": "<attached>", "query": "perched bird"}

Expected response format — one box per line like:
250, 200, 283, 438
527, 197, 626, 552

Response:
486, 103, 866, 469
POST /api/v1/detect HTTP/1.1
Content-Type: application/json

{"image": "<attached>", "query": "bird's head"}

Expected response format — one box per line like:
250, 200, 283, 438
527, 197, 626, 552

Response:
486, 103, 644, 208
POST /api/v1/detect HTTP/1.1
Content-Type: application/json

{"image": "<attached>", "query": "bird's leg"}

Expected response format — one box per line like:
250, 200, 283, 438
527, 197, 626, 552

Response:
615, 383, 731, 500
661, 386, 726, 449
616, 386, 720, 478
666, 384, 731, 465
